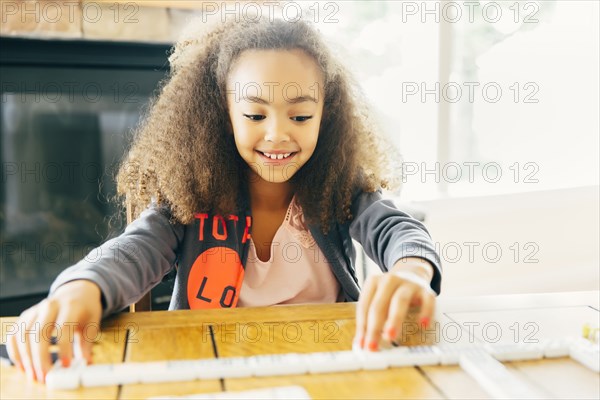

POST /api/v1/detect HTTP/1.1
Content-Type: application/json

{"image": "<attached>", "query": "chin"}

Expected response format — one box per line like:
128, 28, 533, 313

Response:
247, 159, 303, 182
256, 173, 295, 184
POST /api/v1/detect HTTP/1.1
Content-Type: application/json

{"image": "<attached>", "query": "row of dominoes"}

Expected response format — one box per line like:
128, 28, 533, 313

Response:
45, 337, 599, 395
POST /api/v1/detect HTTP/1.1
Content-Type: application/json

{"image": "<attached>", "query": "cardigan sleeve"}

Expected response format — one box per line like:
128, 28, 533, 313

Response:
348, 188, 442, 295
49, 205, 185, 317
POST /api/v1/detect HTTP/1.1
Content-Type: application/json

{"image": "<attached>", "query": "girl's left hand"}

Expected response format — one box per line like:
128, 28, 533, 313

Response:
354, 257, 436, 351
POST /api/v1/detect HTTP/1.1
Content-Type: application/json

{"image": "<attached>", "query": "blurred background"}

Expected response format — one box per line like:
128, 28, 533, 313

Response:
1, 0, 598, 315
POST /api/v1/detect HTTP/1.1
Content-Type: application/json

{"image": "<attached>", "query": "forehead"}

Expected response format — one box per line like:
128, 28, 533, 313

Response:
226, 49, 324, 101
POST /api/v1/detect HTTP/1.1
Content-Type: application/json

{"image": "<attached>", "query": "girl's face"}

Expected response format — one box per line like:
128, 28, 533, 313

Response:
226, 49, 325, 184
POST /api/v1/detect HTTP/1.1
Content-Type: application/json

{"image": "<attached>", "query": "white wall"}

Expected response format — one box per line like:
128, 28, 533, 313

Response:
361, 186, 600, 297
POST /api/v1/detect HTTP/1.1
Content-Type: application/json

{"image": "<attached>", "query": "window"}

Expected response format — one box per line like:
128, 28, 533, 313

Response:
315, 0, 599, 200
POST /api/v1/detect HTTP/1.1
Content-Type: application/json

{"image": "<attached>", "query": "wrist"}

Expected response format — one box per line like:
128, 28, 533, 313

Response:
53, 279, 102, 300
391, 257, 434, 282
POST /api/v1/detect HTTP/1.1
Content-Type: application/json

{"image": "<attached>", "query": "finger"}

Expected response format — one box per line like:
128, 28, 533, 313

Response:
30, 299, 59, 383
418, 288, 436, 331
16, 311, 38, 382
53, 308, 77, 372
354, 275, 379, 348
7, 327, 24, 372
77, 334, 91, 364
383, 285, 417, 344
364, 276, 400, 351
9, 306, 39, 374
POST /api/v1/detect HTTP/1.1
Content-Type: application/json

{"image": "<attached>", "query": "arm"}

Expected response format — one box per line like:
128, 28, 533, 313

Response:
348, 188, 442, 351
348, 188, 442, 293
8, 204, 184, 384
49, 204, 185, 318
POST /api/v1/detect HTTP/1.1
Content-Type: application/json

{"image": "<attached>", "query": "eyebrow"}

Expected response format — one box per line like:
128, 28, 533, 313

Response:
242, 95, 318, 104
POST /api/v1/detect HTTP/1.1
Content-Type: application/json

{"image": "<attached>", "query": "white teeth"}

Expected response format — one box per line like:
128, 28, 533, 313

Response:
262, 152, 292, 160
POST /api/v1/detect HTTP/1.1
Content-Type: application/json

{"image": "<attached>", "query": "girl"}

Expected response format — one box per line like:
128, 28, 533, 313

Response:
7, 12, 442, 384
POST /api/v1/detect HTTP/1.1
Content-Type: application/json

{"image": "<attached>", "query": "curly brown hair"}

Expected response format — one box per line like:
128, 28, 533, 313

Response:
116, 13, 402, 235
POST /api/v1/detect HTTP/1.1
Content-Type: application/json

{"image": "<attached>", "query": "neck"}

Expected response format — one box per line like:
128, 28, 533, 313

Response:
248, 171, 294, 211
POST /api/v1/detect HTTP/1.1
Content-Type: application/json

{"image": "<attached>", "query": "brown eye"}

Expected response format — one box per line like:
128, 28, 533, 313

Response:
243, 114, 266, 121
291, 116, 313, 122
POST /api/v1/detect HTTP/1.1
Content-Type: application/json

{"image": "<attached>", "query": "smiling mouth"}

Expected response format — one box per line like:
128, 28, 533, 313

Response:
256, 150, 298, 161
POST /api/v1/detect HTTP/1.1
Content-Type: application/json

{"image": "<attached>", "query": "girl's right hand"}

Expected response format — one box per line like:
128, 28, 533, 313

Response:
6, 279, 103, 384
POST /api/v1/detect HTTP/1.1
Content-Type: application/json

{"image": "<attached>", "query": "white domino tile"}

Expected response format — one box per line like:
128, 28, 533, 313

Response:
436, 343, 482, 365
305, 351, 362, 374
250, 353, 309, 376
539, 337, 574, 358
46, 358, 87, 390
484, 342, 544, 362
82, 362, 145, 387
138, 361, 196, 384
202, 357, 255, 379
403, 345, 441, 366
458, 348, 546, 399
357, 350, 390, 370
569, 337, 600, 373
166, 360, 209, 382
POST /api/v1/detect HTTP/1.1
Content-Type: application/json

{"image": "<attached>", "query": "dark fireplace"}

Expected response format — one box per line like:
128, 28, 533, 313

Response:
1, 37, 172, 316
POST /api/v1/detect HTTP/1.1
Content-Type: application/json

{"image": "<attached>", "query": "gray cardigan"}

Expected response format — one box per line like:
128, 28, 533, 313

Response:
50, 187, 442, 318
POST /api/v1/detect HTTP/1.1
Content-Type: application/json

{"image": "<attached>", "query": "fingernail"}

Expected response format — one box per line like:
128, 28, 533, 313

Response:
420, 317, 430, 329
368, 340, 378, 352
386, 326, 397, 341
18, 363, 25, 373
61, 357, 70, 368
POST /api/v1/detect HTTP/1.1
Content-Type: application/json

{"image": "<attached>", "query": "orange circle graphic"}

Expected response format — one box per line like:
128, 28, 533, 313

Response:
187, 247, 244, 309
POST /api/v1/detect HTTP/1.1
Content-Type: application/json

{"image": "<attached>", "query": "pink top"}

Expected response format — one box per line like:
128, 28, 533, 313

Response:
237, 195, 343, 307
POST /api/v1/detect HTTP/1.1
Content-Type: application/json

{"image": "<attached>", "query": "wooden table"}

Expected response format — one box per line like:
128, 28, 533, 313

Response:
1, 291, 599, 399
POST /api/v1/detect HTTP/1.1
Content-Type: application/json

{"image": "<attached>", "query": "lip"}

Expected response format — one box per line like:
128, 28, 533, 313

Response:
256, 150, 298, 164
257, 150, 297, 154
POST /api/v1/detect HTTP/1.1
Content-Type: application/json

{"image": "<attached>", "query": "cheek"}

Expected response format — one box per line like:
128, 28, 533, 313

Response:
304, 126, 321, 152
232, 126, 260, 157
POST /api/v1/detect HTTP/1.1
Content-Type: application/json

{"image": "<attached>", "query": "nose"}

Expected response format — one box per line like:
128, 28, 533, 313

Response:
264, 115, 291, 143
